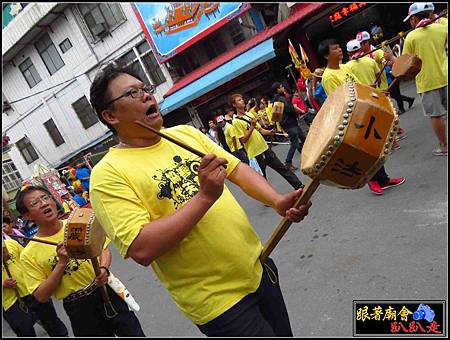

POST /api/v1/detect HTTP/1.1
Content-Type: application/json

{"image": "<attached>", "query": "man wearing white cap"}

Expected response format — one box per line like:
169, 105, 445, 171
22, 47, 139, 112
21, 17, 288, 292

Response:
390, 3, 447, 156
345, 39, 381, 87
356, 30, 389, 91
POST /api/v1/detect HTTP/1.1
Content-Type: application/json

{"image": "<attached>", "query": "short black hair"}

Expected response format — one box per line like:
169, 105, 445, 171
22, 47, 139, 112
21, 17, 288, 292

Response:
413, 11, 432, 21
317, 38, 340, 58
15, 186, 52, 214
271, 81, 281, 93
3, 216, 11, 224
89, 60, 144, 134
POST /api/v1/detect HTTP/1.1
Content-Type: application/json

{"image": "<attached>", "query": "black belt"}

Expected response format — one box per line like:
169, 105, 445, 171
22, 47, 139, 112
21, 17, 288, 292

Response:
63, 282, 98, 303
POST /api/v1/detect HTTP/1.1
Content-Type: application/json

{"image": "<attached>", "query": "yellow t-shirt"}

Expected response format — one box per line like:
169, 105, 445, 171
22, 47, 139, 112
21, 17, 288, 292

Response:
402, 23, 448, 93
346, 56, 379, 86
89, 125, 263, 325
371, 49, 389, 90
232, 114, 269, 159
20, 222, 104, 300
2, 239, 31, 311
224, 122, 242, 152
322, 64, 360, 96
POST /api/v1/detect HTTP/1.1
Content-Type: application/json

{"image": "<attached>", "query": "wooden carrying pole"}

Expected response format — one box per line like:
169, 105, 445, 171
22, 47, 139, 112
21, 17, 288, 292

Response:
355, 10, 448, 60
260, 178, 320, 263
2, 238, 29, 313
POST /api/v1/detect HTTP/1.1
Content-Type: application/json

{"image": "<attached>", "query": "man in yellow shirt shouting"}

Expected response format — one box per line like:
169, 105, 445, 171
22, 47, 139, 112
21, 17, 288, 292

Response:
88, 61, 311, 336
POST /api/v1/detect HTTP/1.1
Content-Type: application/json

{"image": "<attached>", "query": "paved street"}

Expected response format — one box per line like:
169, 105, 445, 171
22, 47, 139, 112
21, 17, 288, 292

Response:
3, 81, 447, 337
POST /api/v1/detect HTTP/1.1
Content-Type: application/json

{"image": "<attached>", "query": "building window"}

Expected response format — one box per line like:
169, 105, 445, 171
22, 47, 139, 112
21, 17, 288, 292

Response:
18, 58, 42, 88
16, 137, 39, 164
59, 38, 73, 53
44, 118, 65, 146
72, 96, 99, 129
77, 3, 125, 40
118, 41, 166, 87
2, 159, 24, 192
228, 22, 245, 45
35, 33, 65, 75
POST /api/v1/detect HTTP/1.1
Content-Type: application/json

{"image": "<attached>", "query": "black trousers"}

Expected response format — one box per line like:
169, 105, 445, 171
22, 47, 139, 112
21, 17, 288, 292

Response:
197, 258, 293, 337
25, 295, 68, 337
63, 284, 145, 337
233, 148, 249, 165
255, 149, 303, 189
3, 299, 37, 336
370, 165, 390, 185
3, 295, 68, 337
389, 79, 414, 111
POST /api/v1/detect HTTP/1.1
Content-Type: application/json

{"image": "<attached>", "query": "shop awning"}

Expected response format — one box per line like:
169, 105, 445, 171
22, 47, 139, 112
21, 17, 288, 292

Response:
160, 38, 276, 115
52, 130, 113, 169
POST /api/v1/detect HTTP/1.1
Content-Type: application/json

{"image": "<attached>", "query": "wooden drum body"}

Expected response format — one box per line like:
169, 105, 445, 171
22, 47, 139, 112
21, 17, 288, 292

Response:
301, 82, 399, 189
392, 54, 422, 81
64, 208, 105, 259
271, 101, 284, 122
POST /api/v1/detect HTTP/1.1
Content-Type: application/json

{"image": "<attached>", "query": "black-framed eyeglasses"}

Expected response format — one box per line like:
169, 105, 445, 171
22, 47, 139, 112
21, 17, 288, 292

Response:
29, 194, 52, 208
105, 85, 155, 108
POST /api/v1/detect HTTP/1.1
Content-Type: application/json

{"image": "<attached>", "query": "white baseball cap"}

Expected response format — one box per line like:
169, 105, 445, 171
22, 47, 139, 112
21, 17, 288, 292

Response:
403, 3, 435, 22
347, 39, 362, 52
356, 31, 371, 42
216, 115, 224, 123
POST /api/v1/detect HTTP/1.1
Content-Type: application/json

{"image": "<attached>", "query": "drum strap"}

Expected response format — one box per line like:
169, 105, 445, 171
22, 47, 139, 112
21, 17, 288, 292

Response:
237, 114, 254, 130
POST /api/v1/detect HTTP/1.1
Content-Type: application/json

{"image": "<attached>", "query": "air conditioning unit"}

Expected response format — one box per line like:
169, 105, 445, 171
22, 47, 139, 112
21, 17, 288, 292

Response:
92, 22, 109, 39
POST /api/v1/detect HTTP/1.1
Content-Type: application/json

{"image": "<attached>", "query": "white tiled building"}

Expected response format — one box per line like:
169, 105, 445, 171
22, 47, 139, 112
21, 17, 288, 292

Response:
2, 3, 173, 197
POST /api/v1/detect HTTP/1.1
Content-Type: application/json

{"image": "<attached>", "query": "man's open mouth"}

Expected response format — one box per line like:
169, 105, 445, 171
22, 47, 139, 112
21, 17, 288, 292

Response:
145, 105, 157, 116
43, 208, 53, 216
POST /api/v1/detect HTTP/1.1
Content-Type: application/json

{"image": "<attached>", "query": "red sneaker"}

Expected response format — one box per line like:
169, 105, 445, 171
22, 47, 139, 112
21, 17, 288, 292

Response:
397, 128, 407, 141
368, 181, 383, 195
381, 177, 406, 190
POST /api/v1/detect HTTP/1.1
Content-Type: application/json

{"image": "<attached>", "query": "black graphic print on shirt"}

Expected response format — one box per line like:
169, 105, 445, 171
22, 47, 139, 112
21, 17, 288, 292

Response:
49, 256, 89, 276
153, 155, 201, 209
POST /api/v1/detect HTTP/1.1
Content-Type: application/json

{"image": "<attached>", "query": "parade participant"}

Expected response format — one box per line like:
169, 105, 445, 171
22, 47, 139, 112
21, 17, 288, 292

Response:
207, 120, 220, 144
393, 2, 447, 156
318, 39, 406, 195
16, 185, 145, 337
88, 61, 312, 336
72, 187, 88, 207
231, 93, 304, 189
75, 161, 91, 192
355, 30, 389, 91
216, 115, 249, 164
272, 82, 306, 171
3, 237, 69, 337
319, 38, 359, 97
311, 68, 327, 107
3, 216, 26, 246
346, 39, 402, 151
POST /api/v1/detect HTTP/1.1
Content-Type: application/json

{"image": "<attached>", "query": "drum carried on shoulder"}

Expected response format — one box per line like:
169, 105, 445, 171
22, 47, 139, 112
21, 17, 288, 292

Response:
391, 53, 422, 81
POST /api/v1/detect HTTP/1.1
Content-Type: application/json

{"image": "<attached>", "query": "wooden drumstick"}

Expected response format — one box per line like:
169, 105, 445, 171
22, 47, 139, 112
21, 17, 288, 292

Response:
260, 179, 320, 263
8, 234, 58, 246
135, 120, 206, 158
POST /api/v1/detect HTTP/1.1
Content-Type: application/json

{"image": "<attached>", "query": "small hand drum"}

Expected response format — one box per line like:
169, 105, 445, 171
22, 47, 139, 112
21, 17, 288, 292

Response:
64, 208, 106, 259
271, 101, 284, 122
392, 54, 422, 81
301, 82, 399, 189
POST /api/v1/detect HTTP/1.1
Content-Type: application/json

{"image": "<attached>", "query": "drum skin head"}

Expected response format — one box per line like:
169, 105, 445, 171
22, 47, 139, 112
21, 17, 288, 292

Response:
392, 54, 422, 81
301, 82, 399, 189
